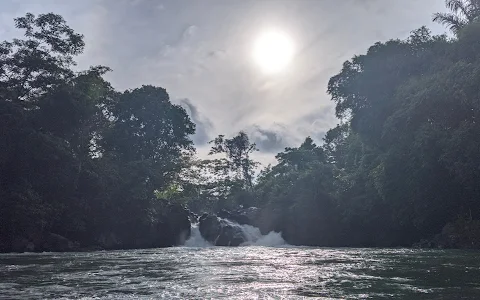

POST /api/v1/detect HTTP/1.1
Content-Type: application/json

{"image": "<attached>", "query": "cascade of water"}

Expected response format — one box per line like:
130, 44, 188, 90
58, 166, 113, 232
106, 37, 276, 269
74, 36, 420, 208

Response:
184, 223, 212, 247
183, 218, 287, 247
241, 230, 287, 247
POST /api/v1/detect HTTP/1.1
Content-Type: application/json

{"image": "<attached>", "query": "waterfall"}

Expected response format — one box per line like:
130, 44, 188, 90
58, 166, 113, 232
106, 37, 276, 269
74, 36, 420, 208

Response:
184, 223, 212, 247
183, 219, 287, 247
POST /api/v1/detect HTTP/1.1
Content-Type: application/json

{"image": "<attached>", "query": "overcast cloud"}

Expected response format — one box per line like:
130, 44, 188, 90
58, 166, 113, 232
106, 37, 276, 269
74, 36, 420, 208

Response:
0, 0, 447, 165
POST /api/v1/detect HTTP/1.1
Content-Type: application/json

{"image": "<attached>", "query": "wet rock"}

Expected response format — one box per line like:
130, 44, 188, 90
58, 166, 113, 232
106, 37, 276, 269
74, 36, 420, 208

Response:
162, 202, 192, 246
131, 201, 191, 248
413, 219, 480, 249
215, 223, 245, 246
11, 237, 34, 253
2, 201, 192, 253
198, 214, 221, 242
199, 214, 247, 246
217, 207, 261, 227
9, 233, 79, 253
96, 200, 191, 250
188, 210, 199, 224
98, 232, 122, 249
218, 209, 250, 225
255, 205, 284, 235
41, 233, 79, 252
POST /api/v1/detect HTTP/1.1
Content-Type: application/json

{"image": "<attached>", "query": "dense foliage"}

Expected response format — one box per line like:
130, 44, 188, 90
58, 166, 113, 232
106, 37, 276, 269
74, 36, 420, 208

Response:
244, 3, 480, 246
0, 13, 194, 251
181, 1, 480, 247
3, 0, 480, 251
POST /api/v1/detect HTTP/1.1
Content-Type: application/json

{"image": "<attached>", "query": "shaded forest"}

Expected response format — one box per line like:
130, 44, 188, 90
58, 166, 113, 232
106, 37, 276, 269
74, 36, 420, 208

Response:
2, 1, 480, 252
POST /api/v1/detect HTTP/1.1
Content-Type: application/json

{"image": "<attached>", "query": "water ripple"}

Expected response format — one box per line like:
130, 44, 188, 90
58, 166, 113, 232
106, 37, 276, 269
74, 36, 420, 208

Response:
1, 247, 480, 299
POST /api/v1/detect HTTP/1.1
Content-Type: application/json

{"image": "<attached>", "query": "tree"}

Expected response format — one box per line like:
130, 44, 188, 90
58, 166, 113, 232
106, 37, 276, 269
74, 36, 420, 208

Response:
433, 0, 480, 34
102, 85, 195, 190
0, 13, 84, 106
0, 13, 197, 252
251, 11, 480, 247
208, 131, 259, 190
275, 137, 326, 171
176, 158, 247, 212
0, 13, 89, 245
253, 137, 340, 245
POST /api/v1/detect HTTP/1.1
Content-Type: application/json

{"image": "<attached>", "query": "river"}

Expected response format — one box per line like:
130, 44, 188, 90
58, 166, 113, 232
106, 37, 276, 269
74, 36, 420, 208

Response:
1, 246, 480, 299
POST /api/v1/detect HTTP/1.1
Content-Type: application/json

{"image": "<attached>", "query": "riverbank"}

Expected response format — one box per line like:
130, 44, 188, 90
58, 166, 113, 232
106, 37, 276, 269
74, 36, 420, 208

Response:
3, 207, 480, 253
0, 202, 192, 254
414, 218, 480, 250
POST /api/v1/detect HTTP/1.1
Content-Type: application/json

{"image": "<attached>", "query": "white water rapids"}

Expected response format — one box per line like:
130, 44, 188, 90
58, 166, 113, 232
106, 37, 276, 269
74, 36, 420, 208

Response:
183, 219, 287, 247
3, 248, 480, 299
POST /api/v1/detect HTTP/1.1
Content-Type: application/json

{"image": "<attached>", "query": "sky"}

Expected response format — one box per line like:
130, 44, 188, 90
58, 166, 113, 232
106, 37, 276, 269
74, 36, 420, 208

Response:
0, 0, 448, 165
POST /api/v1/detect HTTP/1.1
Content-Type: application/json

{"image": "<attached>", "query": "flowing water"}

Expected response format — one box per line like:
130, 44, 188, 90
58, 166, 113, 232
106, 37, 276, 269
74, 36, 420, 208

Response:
1, 225, 480, 299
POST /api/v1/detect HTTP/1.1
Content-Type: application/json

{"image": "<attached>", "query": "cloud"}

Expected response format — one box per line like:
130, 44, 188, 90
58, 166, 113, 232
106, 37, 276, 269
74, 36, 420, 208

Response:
249, 125, 290, 153
207, 50, 227, 59
179, 98, 213, 146
182, 25, 198, 39
0, 0, 451, 167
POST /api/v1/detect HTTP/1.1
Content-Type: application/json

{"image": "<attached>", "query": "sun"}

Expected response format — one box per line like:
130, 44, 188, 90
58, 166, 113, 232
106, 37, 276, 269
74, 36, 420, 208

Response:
253, 29, 294, 74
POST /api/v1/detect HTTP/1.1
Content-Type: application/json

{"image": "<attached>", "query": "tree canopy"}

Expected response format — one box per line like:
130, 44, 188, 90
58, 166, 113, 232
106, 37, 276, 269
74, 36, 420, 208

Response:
433, 0, 480, 34
0, 13, 195, 251
4, 0, 480, 252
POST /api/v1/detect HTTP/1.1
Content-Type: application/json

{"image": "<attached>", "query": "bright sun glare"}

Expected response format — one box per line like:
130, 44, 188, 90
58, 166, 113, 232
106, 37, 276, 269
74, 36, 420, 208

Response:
253, 29, 294, 74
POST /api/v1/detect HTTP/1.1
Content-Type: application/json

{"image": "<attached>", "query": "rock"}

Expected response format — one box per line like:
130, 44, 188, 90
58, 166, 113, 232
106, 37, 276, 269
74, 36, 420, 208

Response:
215, 223, 245, 246
41, 233, 79, 252
97, 200, 191, 249
2, 201, 192, 253
0, 240, 10, 253
79, 245, 104, 252
199, 214, 247, 246
218, 209, 250, 224
217, 207, 261, 227
98, 232, 122, 249
243, 207, 261, 222
10, 233, 79, 253
188, 210, 199, 224
256, 205, 284, 235
133, 202, 191, 248
413, 219, 480, 249
223, 206, 282, 236
198, 214, 221, 242
11, 237, 34, 253
163, 202, 191, 245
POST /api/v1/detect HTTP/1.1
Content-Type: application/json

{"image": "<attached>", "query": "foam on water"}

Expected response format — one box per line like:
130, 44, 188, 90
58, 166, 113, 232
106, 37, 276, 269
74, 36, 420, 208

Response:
2, 247, 479, 298
242, 231, 287, 247
183, 223, 212, 247
183, 218, 287, 247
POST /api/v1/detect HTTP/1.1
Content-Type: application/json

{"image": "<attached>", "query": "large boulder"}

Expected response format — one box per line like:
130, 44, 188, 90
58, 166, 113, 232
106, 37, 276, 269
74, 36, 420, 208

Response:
414, 219, 480, 249
188, 210, 199, 224
218, 207, 262, 226
218, 209, 250, 225
8, 233, 79, 253
223, 206, 285, 236
219, 206, 284, 235
199, 214, 246, 246
11, 237, 35, 253
136, 201, 191, 248
198, 214, 221, 242
97, 232, 122, 250
162, 202, 192, 245
1, 201, 192, 253
255, 205, 284, 235
41, 233, 79, 252
98, 200, 192, 249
